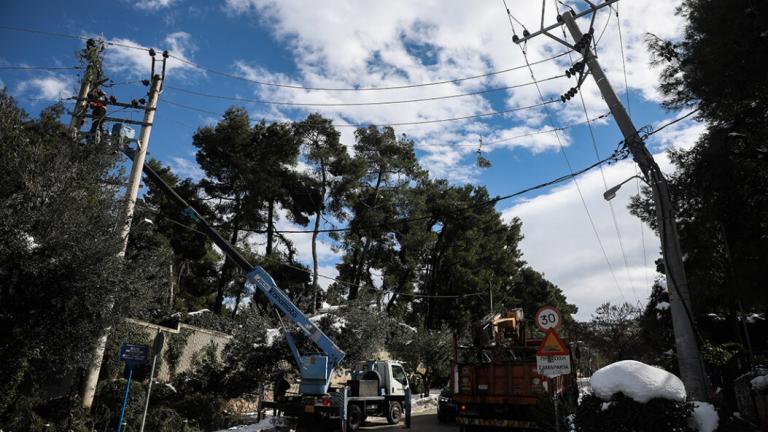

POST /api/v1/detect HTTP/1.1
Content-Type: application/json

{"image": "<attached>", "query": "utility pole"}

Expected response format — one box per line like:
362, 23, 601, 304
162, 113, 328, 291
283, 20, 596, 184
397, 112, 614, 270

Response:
119, 73, 162, 252
69, 39, 104, 135
80, 63, 164, 409
513, 3, 709, 400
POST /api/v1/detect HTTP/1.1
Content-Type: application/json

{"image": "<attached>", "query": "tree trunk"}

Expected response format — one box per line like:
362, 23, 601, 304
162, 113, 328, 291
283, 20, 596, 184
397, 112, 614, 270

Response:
349, 169, 384, 298
312, 166, 327, 313
215, 216, 240, 313
266, 199, 275, 256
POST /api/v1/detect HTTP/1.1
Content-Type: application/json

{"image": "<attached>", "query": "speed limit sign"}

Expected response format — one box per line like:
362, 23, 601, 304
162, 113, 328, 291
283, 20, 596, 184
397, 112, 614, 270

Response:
534, 305, 562, 332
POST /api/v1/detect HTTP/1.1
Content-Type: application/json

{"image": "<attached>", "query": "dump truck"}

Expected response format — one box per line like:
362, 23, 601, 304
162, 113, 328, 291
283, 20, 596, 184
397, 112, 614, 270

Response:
450, 309, 577, 431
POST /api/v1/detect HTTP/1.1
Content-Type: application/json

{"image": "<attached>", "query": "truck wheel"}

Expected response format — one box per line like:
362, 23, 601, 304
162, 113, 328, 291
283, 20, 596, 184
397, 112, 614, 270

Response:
347, 403, 363, 431
386, 401, 402, 424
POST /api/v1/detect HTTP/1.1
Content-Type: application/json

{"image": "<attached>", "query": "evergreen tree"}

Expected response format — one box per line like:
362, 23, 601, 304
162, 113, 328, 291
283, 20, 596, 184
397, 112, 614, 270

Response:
294, 113, 357, 312
0, 93, 164, 427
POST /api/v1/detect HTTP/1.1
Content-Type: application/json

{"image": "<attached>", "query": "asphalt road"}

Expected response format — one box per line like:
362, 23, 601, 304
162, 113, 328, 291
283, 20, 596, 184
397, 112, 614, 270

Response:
359, 409, 459, 431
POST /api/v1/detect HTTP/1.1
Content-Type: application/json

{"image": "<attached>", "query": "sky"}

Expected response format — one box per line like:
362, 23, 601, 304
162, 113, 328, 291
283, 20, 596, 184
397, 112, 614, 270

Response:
1, 0, 704, 320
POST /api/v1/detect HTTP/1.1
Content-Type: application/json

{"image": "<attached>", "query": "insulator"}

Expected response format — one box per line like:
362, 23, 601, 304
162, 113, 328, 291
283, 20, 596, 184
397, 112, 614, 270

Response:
162, 50, 169, 58
138, 98, 146, 105
561, 95, 567, 103
523, 29, 530, 37
149, 48, 156, 57
141, 79, 150, 86
556, 14, 563, 22
566, 70, 572, 78
109, 95, 117, 105
513, 34, 520, 43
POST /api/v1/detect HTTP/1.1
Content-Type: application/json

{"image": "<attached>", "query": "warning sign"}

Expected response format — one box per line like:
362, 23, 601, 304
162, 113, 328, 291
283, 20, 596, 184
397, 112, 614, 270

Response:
536, 329, 570, 356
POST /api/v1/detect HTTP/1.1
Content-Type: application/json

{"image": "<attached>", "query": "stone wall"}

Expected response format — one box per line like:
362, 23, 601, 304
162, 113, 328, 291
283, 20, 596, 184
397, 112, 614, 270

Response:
126, 318, 233, 382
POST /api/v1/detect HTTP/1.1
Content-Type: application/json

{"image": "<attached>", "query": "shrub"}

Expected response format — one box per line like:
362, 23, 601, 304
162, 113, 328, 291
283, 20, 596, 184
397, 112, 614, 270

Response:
575, 393, 693, 432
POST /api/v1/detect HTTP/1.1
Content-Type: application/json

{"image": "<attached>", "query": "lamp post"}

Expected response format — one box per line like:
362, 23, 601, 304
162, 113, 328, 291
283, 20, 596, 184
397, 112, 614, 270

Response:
602, 175, 647, 202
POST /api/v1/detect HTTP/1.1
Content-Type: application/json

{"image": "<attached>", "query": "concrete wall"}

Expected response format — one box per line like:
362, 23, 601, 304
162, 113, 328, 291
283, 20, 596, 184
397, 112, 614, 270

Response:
126, 318, 233, 382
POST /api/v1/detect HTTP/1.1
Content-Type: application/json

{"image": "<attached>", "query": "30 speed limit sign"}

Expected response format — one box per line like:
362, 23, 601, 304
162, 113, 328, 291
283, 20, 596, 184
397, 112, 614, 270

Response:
535, 305, 562, 332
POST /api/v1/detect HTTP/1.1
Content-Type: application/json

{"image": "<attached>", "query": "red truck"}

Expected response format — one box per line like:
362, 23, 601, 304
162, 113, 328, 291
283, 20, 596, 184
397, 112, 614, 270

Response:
450, 309, 577, 431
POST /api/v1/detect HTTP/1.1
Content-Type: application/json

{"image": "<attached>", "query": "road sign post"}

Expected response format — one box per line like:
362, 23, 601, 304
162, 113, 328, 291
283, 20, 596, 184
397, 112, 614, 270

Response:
139, 332, 164, 432
116, 343, 149, 432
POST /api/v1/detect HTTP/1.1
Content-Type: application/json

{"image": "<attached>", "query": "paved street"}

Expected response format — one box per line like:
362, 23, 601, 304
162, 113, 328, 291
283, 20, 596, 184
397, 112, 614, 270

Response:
360, 409, 458, 432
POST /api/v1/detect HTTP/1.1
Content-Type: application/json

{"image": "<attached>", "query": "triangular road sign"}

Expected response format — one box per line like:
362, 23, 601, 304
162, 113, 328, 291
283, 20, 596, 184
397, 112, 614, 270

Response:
536, 329, 570, 356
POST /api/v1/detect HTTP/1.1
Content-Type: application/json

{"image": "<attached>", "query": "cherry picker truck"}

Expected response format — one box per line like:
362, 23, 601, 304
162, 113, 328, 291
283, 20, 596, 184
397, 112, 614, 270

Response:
118, 141, 409, 431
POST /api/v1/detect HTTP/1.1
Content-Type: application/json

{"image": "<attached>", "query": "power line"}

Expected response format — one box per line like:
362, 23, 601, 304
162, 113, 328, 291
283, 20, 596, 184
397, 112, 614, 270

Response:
503, 0, 628, 303
413, 112, 611, 148
163, 73, 566, 108
242, 148, 627, 235
161, 97, 560, 128
168, 51, 571, 92
0, 25, 574, 93
136, 202, 486, 299
610, 2, 650, 294
0, 25, 151, 52
559, 7, 639, 303
0, 65, 80, 71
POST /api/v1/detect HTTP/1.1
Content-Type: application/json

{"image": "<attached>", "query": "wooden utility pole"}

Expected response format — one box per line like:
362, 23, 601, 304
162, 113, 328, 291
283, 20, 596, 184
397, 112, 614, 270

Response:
513, 3, 709, 400
80, 71, 164, 410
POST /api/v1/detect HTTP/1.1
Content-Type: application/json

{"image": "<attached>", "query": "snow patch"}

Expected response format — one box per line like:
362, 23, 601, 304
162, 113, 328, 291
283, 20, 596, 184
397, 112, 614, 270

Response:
751, 374, 768, 392
265, 328, 281, 347
187, 309, 211, 316
690, 401, 718, 432
600, 401, 613, 411
590, 360, 686, 403
655, 302, 670, 311
23, 232, 39, 251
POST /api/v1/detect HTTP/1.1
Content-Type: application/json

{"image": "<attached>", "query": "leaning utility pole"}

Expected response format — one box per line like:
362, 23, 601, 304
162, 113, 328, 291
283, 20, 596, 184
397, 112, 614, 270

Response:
80, 53, 165, 409
69, 39, 104, 134
513, 2, 709, 400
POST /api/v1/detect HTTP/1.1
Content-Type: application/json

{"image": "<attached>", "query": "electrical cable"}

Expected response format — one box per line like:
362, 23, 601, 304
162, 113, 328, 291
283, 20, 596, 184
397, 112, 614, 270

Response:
0, 25, 150, 52
168, 51, 571, 92
135, 202, 486, 299
413, 112, 611, 148
503, 0, 628, 303
558, 5, 639, 303
161, 97, 560, 128
236, 147, 627, 235
163, 73, 566, 108
0, 65, 80, 71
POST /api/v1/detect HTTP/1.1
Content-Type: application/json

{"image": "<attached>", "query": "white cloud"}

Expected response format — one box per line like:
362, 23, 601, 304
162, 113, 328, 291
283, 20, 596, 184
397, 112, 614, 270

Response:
104, 32, 201, 80
132, 0, 177, 11
501, 116, 703, 320
15, 75, 75, 100
169, 156, 204, 181
220, 0, 687, 182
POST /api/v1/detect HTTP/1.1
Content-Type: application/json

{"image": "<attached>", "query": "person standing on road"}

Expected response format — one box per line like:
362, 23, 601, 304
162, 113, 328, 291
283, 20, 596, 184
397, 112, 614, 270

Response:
273, 371, 290, 416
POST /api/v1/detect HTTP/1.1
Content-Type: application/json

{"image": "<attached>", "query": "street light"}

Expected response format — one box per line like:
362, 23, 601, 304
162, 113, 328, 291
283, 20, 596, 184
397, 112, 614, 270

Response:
603, 175, 647, 201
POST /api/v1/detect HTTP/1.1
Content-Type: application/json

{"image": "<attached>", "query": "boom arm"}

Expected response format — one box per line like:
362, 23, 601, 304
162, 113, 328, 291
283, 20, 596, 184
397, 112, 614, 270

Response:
122, 145, 345, 393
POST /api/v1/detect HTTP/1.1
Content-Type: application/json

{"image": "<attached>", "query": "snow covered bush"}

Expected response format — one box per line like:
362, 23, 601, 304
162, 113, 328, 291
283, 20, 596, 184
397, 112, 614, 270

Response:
575, 360, 693, 432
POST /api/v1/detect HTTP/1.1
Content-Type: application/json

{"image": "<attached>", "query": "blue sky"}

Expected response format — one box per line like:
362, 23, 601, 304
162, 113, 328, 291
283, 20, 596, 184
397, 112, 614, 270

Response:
1, 0, 704, 319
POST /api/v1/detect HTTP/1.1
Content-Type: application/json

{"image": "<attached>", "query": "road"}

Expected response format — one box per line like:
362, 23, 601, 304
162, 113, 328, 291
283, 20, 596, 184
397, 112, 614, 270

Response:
359, 409, 458, 432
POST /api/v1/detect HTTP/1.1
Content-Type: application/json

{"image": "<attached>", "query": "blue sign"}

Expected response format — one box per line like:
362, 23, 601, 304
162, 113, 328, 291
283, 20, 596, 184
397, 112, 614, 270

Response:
119, 343, 149, 367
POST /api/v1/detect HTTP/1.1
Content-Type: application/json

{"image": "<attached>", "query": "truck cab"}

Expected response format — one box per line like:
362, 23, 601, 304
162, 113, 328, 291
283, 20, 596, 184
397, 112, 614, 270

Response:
352, 360, 409, 397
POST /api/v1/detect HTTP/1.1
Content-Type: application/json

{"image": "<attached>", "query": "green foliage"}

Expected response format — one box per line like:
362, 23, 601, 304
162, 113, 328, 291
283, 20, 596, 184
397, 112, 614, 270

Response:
0, 91, 167, 426
575, 393, 693, 432
388, 325, 452, 390
577, 302, 642, 364
636, 0, 768, 321
701, 340, 743, 368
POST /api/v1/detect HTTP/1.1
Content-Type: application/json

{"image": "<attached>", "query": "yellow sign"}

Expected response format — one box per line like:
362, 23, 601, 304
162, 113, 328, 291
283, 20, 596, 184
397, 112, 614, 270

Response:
536, 329, 569, 356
